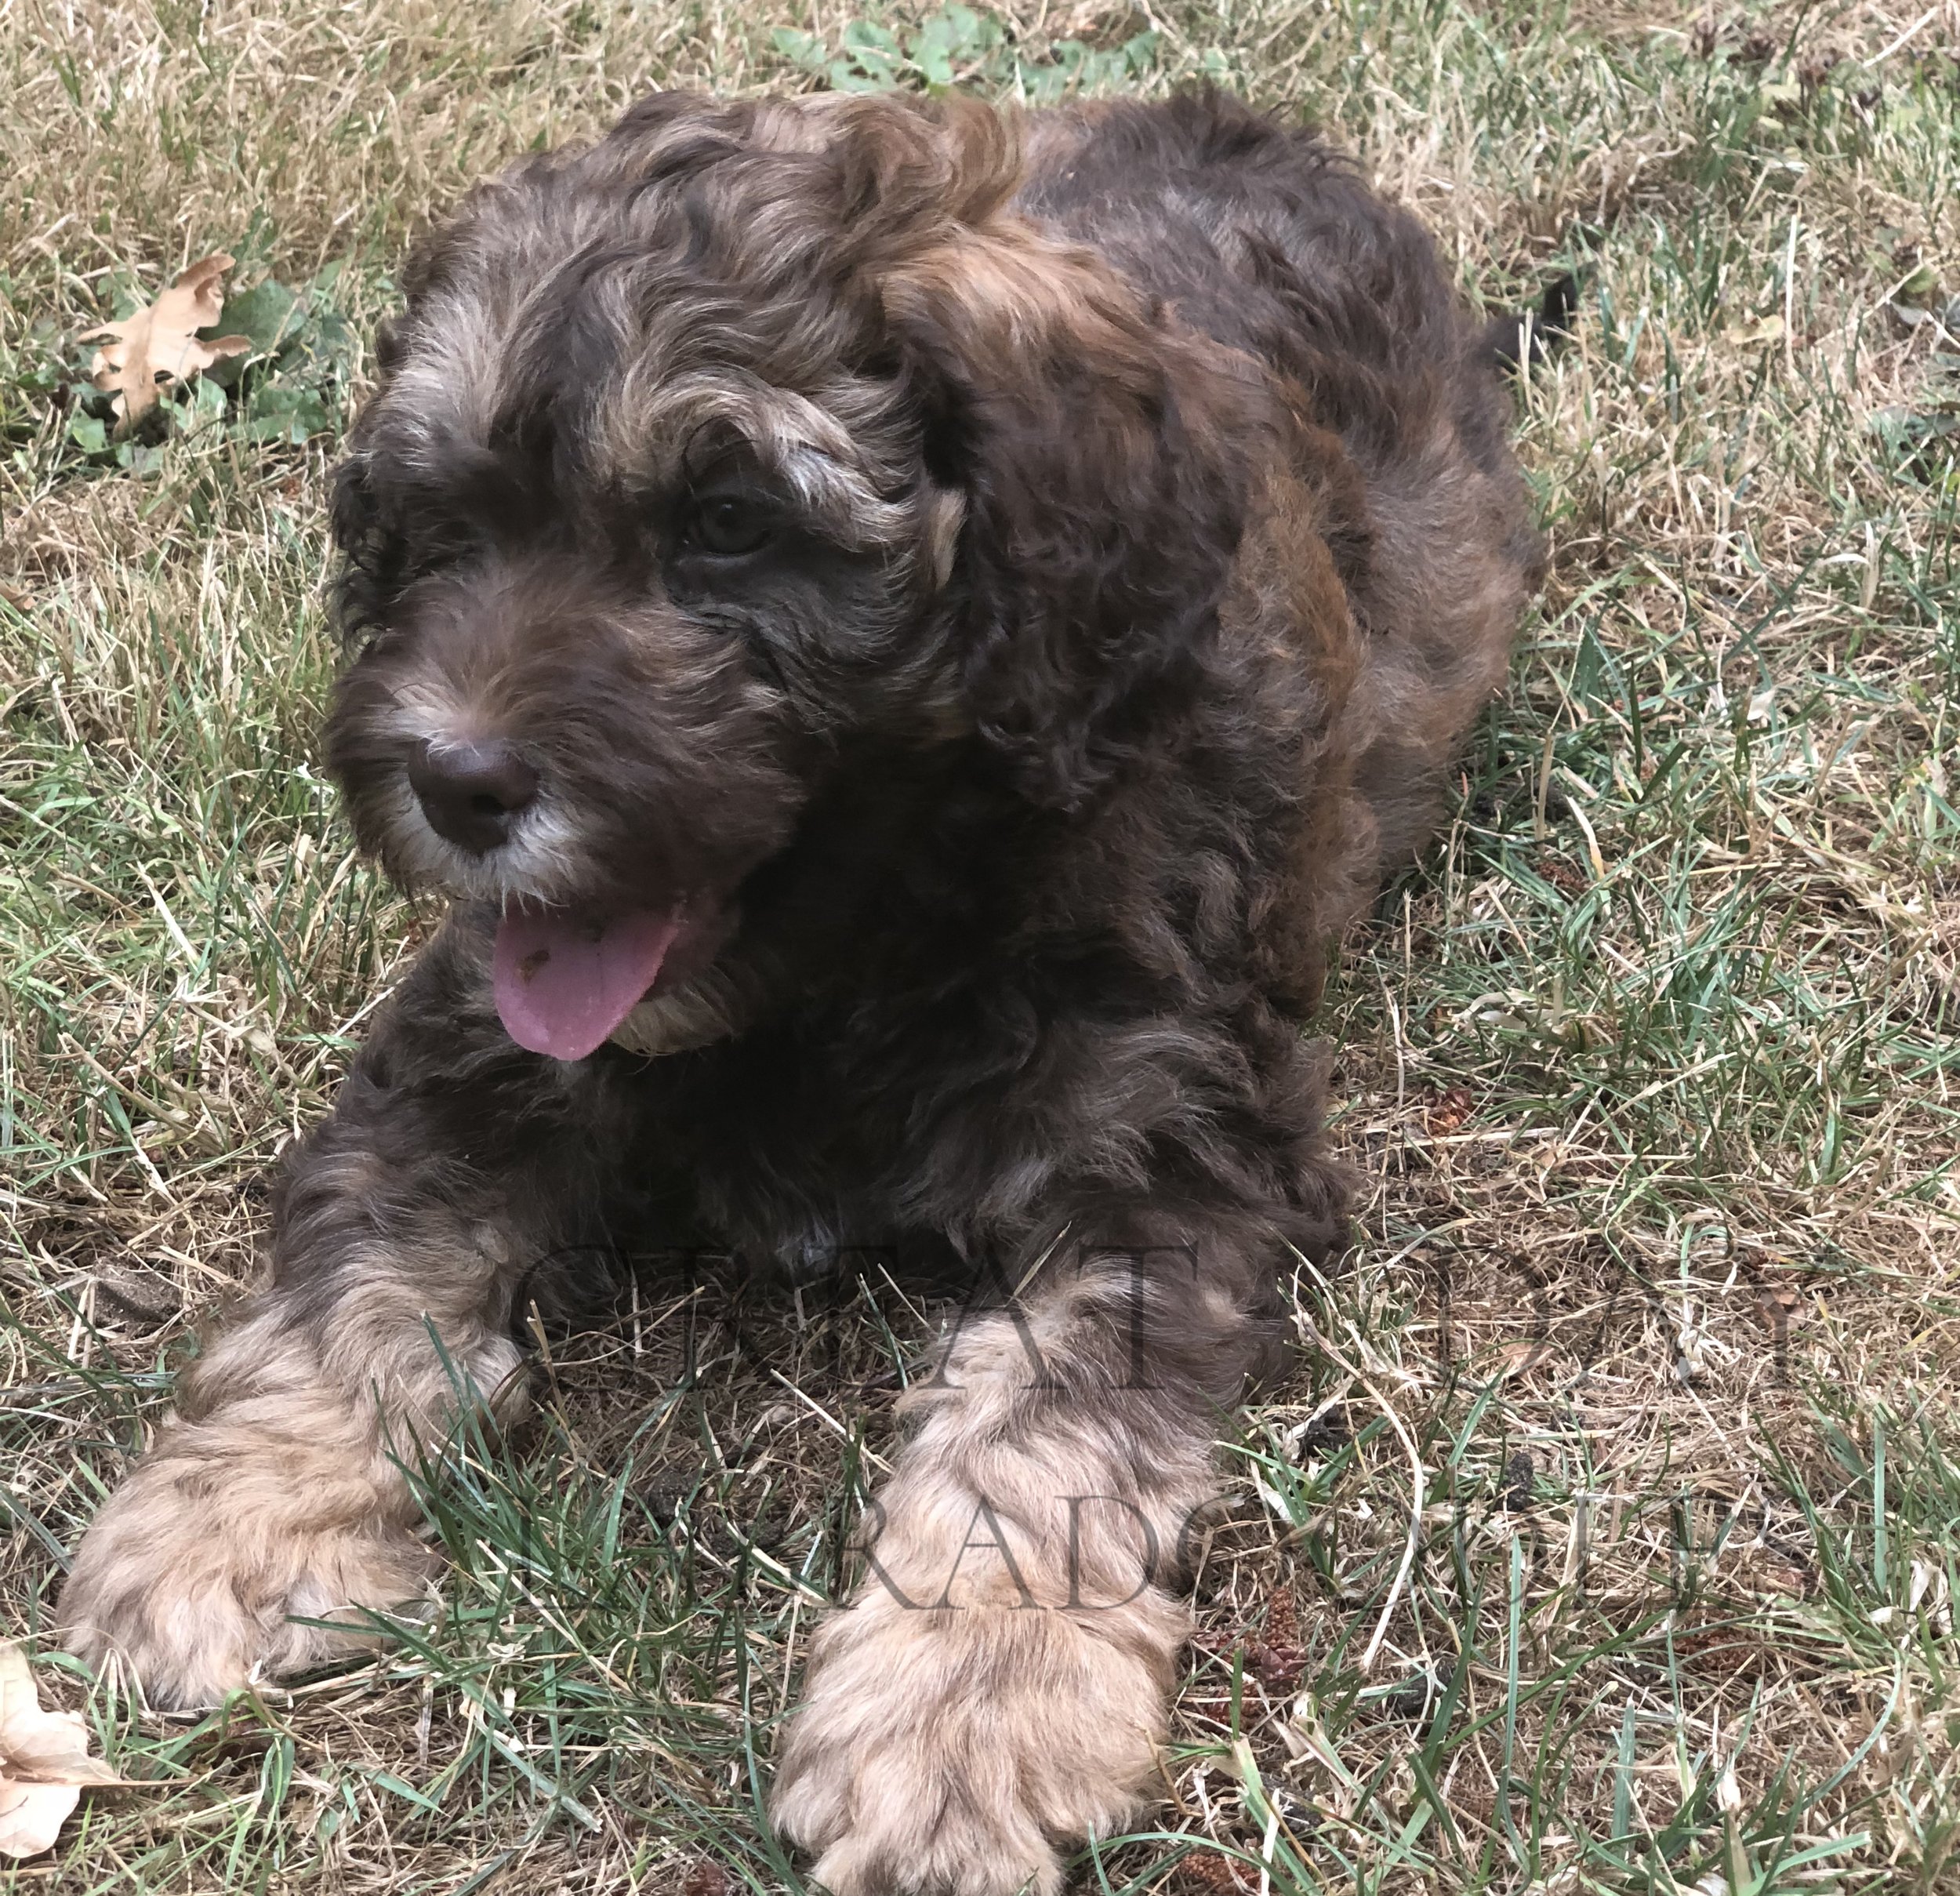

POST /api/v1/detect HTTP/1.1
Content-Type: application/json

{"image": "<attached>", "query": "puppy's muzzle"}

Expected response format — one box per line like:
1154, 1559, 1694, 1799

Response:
408, 739, 540, 855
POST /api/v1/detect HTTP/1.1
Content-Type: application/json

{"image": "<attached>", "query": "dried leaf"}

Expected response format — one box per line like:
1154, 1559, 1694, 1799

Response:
1492, 1338, 1544, 1379
0, 1782, 75, 1862
1423, 1085, 1475, 1135
0, 1643, 125, 1859
1728, 312, 1784, 347
1753, 1282, 1801, 1323
681, 1861, 733, 1896
80, 253, 252, 427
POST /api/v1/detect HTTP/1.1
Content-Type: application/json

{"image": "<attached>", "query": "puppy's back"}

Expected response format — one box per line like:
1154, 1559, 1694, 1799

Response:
1016, 92, 1540, 870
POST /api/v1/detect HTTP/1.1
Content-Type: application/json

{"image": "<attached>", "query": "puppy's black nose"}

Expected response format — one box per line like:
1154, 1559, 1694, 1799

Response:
408, 739, 539, 855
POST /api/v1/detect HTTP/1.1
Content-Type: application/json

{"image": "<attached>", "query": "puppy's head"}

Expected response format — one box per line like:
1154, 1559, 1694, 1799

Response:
327, 90, 1251, 1059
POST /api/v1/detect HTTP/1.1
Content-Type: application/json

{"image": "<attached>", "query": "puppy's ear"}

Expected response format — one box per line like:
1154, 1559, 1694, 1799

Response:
886, 223, 1253, 810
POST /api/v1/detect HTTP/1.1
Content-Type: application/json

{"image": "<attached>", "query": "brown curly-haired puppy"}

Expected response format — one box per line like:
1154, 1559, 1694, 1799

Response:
64, 88, 1543, 1894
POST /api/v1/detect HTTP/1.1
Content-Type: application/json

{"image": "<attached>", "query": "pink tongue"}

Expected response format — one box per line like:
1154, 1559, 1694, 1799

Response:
492, 906, 684, 1061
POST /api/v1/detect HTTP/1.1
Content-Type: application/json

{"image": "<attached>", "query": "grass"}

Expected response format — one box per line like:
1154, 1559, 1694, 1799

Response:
2, 0, 1958, 1888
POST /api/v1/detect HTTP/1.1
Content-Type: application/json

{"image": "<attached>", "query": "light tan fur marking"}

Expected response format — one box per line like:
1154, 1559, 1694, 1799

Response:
771, 1266, 1218, 1896
63, 1207, 528, 1707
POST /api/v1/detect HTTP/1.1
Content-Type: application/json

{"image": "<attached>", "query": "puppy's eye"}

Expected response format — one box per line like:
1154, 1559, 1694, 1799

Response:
687, 494, 775, 558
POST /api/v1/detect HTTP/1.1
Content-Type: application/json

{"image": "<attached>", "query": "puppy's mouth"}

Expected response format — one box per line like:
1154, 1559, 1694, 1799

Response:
492, 895, 732, 1062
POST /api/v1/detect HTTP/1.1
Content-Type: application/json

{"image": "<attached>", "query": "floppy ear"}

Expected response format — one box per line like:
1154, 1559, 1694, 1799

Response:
884, 219, 1254, 811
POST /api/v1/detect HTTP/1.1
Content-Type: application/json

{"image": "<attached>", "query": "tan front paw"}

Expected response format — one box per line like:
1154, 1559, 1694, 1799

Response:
771, 1588, 1184, 1896
62, 1439, 434, 1709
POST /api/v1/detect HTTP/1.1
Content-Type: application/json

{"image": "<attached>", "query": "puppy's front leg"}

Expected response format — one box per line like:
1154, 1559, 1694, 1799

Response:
773, 1223, 1280, 1896
62, 928, 595, 1708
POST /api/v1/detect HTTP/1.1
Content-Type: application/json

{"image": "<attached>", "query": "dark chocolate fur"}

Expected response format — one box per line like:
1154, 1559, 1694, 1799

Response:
64, 89, 1538, 1892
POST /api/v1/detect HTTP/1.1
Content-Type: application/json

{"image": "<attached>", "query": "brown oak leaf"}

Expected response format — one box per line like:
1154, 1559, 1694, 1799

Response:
0, 1642, 125, 1858
81, 253, 250, 427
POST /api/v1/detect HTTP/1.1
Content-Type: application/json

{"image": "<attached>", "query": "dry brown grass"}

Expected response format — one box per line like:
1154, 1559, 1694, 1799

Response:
3, 0, 1958, 1890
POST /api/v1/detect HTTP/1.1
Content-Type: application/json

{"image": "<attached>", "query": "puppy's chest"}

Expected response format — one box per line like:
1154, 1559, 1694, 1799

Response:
613, 1049, 949, 1279
640, 1151, 955, 1291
